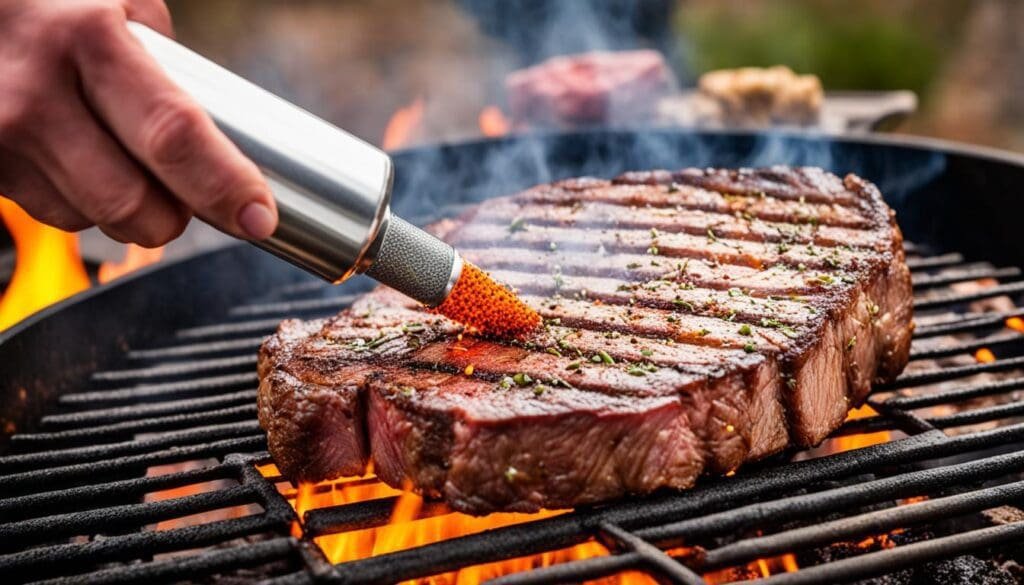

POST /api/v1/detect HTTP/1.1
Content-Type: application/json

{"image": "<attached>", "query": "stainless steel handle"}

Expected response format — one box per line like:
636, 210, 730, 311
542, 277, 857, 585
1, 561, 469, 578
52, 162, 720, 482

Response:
127, 22, 393, 283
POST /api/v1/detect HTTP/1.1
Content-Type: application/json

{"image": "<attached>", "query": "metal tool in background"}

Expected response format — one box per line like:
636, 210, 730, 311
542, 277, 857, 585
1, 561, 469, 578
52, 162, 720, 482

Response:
127, 23, 460, 307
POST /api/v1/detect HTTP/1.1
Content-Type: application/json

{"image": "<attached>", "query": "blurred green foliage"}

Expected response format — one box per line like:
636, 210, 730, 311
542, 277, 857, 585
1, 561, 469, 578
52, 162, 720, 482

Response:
677, 1, 969, 95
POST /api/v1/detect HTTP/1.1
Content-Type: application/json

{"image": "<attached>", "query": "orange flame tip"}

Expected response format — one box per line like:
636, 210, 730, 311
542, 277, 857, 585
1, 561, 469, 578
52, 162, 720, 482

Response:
0, 197, 90, 330
432, 261, 541, 340
98, 244, 165, 283
382, 97, 426, 150
479, 106, 511, 137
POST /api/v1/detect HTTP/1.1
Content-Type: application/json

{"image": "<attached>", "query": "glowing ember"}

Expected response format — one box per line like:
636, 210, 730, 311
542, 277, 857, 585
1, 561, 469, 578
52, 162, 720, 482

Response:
266, 465, 628, 583
974, 347, 996, 363
704, 552, 799, 583
98, 244, 165, 283
0, 197, 89, 330
478, 106, 511, 137
830, 404, 891, 453
266, 461, 805, 583
432, 261, 540, 339
1006, 317, 1024, 333
382, 97, 426, 150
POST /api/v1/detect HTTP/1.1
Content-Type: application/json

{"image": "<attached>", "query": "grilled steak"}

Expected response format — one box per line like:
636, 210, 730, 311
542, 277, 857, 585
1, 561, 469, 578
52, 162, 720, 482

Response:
257, 166, 913, 514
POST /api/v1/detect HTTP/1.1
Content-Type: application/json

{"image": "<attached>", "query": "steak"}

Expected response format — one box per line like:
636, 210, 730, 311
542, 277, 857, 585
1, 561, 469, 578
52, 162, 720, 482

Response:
257, 166, 913, 514
505, 50, 676, 127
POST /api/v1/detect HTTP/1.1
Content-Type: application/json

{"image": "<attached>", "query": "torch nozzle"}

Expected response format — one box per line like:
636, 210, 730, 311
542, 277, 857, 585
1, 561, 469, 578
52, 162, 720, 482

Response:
364, 214, 540, 339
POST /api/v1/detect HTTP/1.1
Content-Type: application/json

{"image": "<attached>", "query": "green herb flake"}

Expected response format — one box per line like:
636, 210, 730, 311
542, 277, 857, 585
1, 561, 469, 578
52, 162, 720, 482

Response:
627, 365, 647, 376
697, 328, 711, 337
738, 324, 752, 336
597, 350, 615, 365
508, 216, 527, 233
505, 466, 519, 482
707, 228, 719, 243
566, 361, 582, 371
545, 347, 562, 357
728, 287, 744, 298
367, 333, 401, 350
647, 246, 660, 256
532, 384, 547, 396
816, 274, 835, 285
672, 298, 695, 311
641, 348, 654, 357
780, 326, 800, 339
626, 262, 642, 270
498, 376, 514, 390
743, 343, 756, 353
512, 373, 532, 386
846, 336, 857, 350
402, 322, 425, 333
400, 385, 416, 397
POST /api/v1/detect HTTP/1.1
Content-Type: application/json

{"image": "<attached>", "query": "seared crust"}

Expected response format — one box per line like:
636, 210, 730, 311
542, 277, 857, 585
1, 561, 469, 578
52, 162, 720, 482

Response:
257, 166, 912, 514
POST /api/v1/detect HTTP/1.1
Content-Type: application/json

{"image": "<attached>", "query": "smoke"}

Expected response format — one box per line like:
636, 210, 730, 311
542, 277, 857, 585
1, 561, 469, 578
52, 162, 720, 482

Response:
389, 129, 948, 227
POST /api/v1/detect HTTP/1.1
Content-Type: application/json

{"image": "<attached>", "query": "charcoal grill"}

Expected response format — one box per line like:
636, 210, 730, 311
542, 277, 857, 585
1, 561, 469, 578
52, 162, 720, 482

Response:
5, 129, 1024, 584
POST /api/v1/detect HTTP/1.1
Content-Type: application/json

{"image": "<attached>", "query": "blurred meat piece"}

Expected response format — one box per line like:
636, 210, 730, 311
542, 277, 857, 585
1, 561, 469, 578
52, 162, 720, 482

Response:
505, 50, 677, 128
696, 66, 824, 127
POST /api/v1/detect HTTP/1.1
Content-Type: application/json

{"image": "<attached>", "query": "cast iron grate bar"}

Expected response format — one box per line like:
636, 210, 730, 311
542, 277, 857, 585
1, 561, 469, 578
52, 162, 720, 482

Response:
59, 372, 258, 406
912, 308, 1024, 338
127, 336, 266, 360
904, 253, 964, 270
907, 330, 1024, 360
29, 537, 300, 585
175, 317, 286, 340
41, 389, 258, 430
910, 265, 1021, 289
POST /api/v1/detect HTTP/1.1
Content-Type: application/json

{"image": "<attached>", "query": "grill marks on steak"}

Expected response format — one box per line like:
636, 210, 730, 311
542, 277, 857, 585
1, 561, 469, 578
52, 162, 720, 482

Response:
257, 166, 912, 514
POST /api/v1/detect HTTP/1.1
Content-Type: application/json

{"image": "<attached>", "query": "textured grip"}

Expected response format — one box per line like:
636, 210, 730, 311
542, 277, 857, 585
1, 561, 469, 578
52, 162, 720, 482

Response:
365, 216, 459, 307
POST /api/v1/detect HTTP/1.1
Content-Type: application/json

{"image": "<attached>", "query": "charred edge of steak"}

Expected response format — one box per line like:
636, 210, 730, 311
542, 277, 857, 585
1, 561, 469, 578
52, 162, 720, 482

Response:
257, 167, 913, 514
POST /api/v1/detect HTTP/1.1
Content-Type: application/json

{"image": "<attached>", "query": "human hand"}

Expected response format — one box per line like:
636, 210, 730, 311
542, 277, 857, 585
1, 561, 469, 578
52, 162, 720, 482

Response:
0, 0, 277, 246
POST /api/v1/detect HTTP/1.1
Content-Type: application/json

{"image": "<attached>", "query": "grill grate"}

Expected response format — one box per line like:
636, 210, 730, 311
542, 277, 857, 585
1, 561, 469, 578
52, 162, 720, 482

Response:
3, 243, 1024, 584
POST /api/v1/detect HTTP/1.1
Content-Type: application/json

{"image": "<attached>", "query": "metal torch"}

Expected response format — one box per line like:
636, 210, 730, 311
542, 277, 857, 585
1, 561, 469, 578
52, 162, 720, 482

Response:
126, 23, 461, 308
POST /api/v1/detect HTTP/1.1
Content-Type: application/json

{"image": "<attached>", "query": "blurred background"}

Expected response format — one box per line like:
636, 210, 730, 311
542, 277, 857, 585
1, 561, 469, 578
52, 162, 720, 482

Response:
3, 0, 1024, 329
165, 0, 1022, 151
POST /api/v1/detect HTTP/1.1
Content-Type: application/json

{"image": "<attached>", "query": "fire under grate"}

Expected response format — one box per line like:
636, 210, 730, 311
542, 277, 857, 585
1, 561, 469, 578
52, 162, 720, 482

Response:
4, 242, 1024, 584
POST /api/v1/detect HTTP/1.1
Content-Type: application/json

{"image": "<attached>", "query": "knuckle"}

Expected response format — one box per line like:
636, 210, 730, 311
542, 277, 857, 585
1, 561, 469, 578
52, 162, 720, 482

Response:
88, 183, 146, 227
63, 3, 123, 39
148, 210, 189, 247
38, 3, 124, 60
142, 99, 205, 167
0, 93, 45, 143
0, 102, 30, 143
201, 168, 255, 212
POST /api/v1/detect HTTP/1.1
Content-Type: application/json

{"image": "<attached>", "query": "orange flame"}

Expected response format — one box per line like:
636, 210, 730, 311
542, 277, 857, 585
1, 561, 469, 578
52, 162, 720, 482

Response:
830, 404, 891, 454
98, 244, 165, 284
270, 465, 802, 583
1006, 317, 1024, 333
974, 347, 996, 363
478, 106, 511, 137
382, 97, 426, 150
0, 197, 90, 330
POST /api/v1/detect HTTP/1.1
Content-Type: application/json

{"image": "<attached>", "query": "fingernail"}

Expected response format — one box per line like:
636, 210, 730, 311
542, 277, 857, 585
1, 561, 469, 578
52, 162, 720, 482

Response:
238, 202, 277, 240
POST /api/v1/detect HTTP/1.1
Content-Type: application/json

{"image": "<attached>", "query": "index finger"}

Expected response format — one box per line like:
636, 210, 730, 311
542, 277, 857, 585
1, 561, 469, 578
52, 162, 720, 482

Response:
72, 13, 277, 240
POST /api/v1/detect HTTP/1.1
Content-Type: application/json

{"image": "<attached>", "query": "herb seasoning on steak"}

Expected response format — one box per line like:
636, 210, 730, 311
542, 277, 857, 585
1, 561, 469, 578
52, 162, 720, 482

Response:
257, 166, 913, 515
